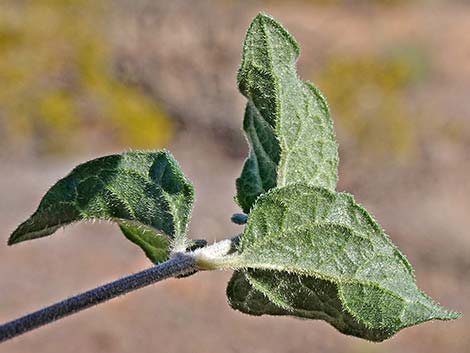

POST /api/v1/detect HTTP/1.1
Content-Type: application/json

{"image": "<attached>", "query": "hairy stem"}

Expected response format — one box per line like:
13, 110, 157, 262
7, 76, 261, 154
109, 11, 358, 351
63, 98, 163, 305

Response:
0, 253, 197, 343
192, 235, 241, 270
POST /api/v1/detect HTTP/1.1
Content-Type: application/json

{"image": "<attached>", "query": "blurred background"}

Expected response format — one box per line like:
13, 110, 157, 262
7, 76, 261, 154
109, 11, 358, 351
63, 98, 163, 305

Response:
0, 0, 468, 352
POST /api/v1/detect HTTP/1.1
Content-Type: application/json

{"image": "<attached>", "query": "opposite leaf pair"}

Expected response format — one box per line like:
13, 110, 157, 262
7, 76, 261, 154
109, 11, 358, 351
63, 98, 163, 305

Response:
8, 13, 458, 342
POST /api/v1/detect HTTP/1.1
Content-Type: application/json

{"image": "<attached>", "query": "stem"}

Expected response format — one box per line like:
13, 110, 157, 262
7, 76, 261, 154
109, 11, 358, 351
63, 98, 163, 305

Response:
0, 253, 197, 344
191, 235, 242, 271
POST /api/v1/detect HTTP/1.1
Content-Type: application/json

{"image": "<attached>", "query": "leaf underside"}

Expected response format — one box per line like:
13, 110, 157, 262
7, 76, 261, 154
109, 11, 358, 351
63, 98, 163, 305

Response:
228, 270, 389, 342
9, 150, 194, 263
228, 184, 459, 341
119, 222, 170, 264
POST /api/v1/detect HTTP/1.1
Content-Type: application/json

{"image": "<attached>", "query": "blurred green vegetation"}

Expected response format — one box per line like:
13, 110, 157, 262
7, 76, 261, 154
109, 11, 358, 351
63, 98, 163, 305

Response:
0, 0, 173, 155
317, 50, 427, 161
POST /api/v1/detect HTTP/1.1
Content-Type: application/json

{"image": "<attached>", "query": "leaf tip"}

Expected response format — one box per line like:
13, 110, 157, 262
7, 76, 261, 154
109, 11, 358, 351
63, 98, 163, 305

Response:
252, 12, 274, 25
443, 309, 461, 321
251, 12, 300, 55
8, 228, 24, 246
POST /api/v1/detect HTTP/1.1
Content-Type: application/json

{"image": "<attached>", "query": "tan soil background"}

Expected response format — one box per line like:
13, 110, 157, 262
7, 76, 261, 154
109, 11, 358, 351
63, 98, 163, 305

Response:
0, 1, 469, 352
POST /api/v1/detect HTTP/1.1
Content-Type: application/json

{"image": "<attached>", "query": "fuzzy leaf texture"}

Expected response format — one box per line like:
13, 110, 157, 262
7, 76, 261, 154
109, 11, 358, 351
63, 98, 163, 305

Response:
227, 185, 459, 341
230, 12, 341, 334
235, 13, 338, 213
9, 150, 194, 263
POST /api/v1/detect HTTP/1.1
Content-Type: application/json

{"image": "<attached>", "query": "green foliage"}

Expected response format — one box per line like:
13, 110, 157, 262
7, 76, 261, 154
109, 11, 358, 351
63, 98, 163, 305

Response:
119, 222, 170, 264
0, 0, 172, 155
225, 13, 458, 341
226, 185, 458, 341
7, 12, 458, 343
9, 151, 194, 262
236, 14, 338, 213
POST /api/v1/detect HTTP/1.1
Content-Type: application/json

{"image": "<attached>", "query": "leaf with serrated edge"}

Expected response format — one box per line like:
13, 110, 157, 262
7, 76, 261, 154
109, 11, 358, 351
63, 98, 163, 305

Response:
9, 150, 194, 263
226, 184, 459, 341
235, 13, 338, 213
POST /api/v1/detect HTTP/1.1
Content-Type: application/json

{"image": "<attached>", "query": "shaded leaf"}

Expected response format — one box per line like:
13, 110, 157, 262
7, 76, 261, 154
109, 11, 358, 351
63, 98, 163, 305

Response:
9, 150, 194, 263
227, 270, 287, 316
227, 270, 391, 342
119, 222, 170, 264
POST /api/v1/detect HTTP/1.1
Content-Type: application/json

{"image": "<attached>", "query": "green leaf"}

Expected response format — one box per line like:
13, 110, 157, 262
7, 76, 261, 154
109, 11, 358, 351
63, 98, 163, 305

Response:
227, 270, 389, 342
9, 150, 194, 263
228, 14, 458, 340
227, 270, 288, 316
232, 13, 341, 337
236, 13, 338, 213
236, 104, 280, 213
227, 184, 459, 341
119, 222, 170, 264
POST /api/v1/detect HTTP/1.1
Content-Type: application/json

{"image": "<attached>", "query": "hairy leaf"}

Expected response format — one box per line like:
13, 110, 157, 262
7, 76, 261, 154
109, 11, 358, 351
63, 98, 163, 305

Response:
227, 270, 391, 342
231, 13, 341, 337
227, 184, 459, 341
236, 13, 338, 213
9, 150, 194, 262
119, 222, 170, 264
